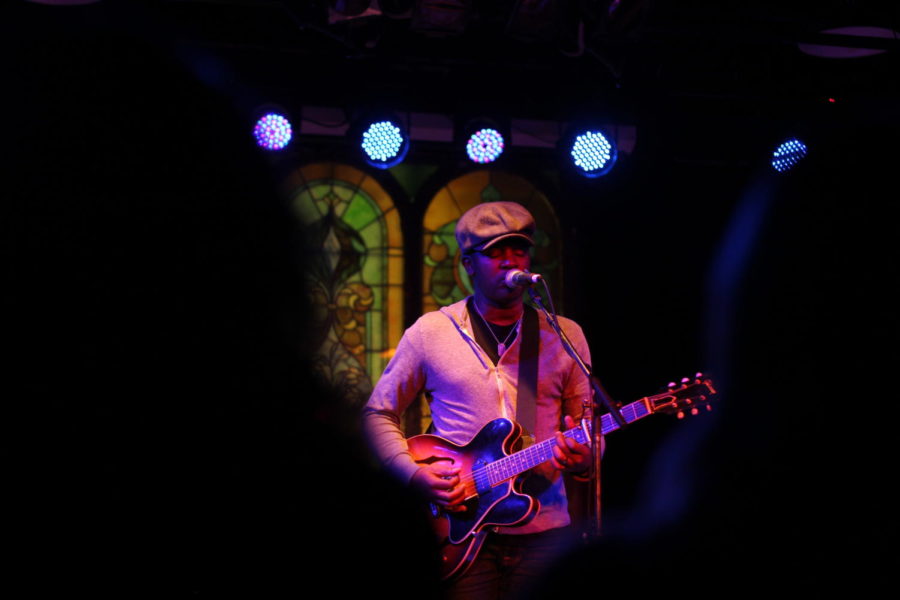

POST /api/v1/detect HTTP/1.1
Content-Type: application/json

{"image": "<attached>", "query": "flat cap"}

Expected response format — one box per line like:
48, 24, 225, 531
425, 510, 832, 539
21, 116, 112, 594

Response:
455, 201, 536, 255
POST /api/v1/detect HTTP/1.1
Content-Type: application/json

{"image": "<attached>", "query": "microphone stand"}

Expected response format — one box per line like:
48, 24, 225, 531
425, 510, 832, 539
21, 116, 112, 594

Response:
527, 285, 626, 541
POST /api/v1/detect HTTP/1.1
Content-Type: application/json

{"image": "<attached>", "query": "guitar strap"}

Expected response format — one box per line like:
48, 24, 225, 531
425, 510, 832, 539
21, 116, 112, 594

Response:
515, 305, 539, 446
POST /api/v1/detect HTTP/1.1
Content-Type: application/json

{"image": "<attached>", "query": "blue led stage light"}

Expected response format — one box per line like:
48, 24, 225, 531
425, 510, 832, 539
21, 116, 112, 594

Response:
570, 130, 617, 178
771, 138, 808, 173
361, 120, 408, 168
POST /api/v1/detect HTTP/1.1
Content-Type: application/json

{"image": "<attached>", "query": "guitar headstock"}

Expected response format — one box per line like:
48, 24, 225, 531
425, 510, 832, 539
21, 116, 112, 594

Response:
647, 373, 717, 419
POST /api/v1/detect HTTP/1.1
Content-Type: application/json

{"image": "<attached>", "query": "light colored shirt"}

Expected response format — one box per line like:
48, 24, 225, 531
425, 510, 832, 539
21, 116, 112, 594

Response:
363, 298, 593, 534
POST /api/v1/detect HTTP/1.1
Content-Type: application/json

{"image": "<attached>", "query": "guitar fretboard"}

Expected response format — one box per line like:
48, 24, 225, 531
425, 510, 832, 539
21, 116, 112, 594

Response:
483, 398, 653, 487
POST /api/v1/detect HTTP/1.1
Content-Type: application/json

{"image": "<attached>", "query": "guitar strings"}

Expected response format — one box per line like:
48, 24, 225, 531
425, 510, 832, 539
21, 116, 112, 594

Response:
450, 428, 588, 492
444, 386, 705, 494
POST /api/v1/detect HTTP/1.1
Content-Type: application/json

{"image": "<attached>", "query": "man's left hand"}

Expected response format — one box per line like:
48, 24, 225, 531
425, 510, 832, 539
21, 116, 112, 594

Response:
550, 415, 594, 474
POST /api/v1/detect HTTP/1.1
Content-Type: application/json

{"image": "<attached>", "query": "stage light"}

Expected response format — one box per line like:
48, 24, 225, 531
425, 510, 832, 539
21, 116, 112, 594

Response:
466, 128, 505, 164
569, 129, 617, 178
253, 113, 293, 151
771, 138, 808, 173
360, 119, 409, 168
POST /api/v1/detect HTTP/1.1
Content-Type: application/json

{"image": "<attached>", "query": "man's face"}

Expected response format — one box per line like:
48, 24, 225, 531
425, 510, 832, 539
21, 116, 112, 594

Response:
462, 238, 532, 308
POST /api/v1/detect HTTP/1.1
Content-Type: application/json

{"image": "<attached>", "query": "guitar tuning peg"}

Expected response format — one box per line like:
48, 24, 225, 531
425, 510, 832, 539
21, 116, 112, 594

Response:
667, 382, 677, 389
696, 372, 703, 378
681, 377, 690, 384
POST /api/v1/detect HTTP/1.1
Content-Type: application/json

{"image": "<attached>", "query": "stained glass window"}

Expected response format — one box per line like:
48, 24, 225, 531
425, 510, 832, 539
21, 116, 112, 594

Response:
284, 163, 403, 408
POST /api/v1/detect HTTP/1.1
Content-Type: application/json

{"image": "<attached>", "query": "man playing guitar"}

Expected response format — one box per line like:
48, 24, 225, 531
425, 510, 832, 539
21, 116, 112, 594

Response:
363, 201, 595, 599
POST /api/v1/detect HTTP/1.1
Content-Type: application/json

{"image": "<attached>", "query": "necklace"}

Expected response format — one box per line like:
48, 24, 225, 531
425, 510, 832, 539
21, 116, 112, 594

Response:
472, 301, 521, 356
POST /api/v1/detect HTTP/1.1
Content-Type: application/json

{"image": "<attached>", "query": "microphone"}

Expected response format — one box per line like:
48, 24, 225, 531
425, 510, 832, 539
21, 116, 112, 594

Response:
504, 270, 543, 288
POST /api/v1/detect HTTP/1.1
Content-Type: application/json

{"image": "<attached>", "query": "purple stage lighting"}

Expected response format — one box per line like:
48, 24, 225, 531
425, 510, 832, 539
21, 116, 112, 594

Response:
253, 113, 293, 151
466, 128, 505, 164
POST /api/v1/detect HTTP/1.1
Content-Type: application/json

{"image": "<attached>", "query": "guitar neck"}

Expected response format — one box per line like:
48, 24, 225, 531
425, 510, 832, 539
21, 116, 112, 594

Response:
484, 397, 654, 486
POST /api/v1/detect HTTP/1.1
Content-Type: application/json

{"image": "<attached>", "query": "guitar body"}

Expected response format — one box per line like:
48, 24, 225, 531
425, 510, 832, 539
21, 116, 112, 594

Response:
407, 418, 539, 579
404, 375, 717, 581
432, 520, 488, 582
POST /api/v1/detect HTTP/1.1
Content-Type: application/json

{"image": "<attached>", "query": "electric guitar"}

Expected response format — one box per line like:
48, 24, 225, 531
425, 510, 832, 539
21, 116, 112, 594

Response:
407, 373, 717, 581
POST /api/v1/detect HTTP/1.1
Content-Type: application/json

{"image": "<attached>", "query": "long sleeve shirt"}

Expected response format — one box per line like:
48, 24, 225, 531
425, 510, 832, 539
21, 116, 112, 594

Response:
363, 298, 593, 535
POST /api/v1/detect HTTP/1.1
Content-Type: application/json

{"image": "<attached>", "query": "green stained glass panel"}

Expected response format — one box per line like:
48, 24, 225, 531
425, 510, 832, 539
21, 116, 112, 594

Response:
361, 252, 383, 286
367, 309, 383, 344
344, 193, 379, 230
286, 163, 403, 409
313, 196, 331, 220
358, 221, 385, 252
332, 183, 356, 205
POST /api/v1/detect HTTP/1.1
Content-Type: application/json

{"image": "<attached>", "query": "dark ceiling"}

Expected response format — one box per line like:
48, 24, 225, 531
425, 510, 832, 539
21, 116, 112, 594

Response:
150, 0, 899, 124
6, 0, 898, 155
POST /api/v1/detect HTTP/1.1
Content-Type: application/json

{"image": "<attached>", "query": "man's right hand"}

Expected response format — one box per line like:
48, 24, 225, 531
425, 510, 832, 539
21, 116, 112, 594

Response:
410, 463, 467, 512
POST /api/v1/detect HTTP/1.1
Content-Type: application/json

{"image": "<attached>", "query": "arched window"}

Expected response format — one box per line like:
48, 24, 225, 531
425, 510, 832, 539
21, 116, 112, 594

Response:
284, 163, 403, 407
